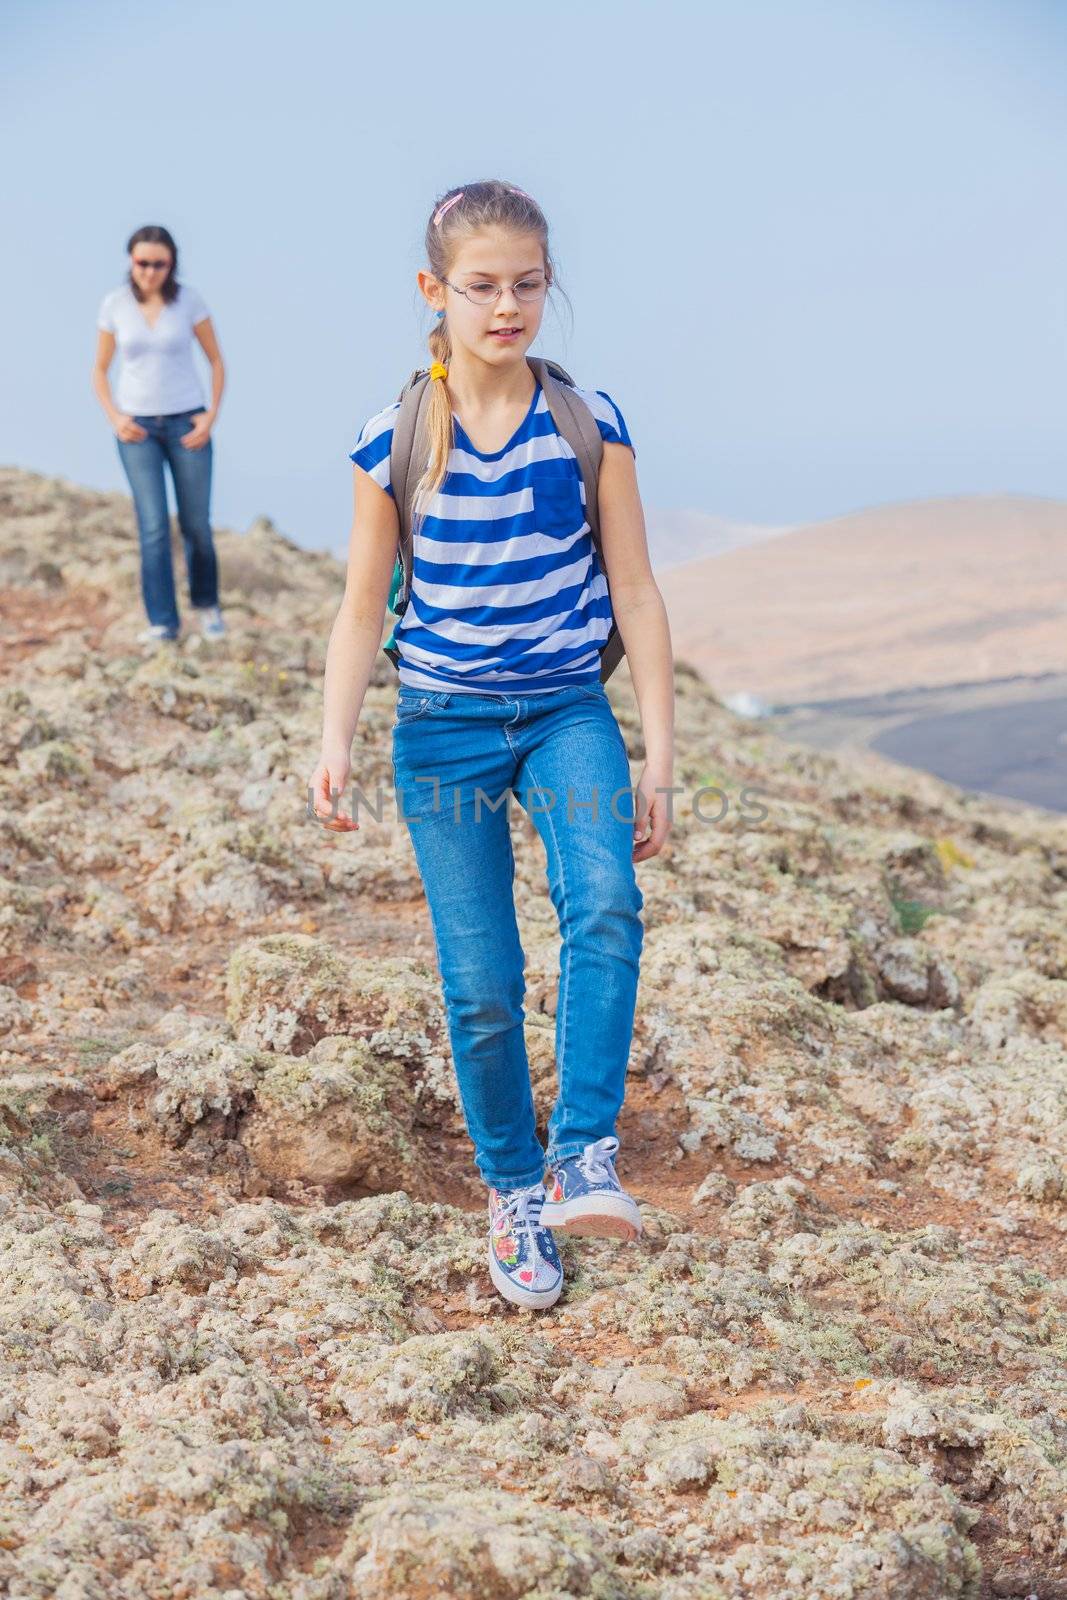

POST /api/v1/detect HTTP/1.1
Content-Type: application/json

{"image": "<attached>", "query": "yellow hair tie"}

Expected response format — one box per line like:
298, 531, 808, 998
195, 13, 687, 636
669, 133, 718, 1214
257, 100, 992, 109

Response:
429, 361, 449, 382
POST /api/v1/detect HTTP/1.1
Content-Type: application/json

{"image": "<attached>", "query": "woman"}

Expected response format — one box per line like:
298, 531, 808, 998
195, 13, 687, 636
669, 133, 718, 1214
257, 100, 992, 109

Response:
92, 225, 227, 643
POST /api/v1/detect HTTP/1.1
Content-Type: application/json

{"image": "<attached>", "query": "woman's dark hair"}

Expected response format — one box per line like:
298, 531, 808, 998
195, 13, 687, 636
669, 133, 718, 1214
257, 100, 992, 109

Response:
126, 225, 180, 304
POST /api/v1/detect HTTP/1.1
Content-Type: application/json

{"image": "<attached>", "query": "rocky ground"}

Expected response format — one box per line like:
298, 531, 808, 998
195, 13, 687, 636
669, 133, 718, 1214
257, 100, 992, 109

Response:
1, 465, 1065, 1600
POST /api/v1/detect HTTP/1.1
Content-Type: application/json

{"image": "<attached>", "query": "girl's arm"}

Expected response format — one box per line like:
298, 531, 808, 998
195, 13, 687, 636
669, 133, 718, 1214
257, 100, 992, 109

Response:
182, 318, 226, 450
596, 441, 675, 862
308, 466, 400, 830
91, 330, 146, 442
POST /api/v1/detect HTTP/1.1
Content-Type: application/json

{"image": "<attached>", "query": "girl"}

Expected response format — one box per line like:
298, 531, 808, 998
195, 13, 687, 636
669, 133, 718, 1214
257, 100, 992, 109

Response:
93, 225, 227, 644
310, 179, 674, 1311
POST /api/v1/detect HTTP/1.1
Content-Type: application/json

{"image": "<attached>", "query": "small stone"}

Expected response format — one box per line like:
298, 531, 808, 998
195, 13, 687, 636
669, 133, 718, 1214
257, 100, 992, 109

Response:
612, 1365, 688, 1418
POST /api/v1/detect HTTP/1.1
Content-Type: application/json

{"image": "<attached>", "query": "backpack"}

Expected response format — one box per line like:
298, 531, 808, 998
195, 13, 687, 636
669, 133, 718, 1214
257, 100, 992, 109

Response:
383, 355, 626, 685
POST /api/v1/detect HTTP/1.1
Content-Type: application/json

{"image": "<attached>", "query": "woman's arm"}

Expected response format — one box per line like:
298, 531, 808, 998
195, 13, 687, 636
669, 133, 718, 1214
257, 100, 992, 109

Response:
91, 330, 146, 442
307, 465, 400, 830
596, 440, 675, 862
181, 318, 226, 450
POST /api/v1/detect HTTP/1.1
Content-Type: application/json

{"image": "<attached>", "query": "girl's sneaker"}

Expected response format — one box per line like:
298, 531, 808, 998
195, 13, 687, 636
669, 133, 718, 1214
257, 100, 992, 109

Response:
137, 622, 179, 644
541, 1135, 642, 1240
197, 605, 226, 638
487, 1181, 563, 1310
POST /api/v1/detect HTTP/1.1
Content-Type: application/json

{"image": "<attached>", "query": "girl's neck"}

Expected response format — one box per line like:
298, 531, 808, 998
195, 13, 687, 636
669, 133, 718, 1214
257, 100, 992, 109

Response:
444, 352, 535, 417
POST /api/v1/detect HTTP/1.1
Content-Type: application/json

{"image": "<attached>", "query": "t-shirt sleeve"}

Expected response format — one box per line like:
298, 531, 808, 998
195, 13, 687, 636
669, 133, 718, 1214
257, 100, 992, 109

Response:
96, 292, 117, 334
576, 386, 636, 457
348, 401, 400, 499
180, 284, 211, 326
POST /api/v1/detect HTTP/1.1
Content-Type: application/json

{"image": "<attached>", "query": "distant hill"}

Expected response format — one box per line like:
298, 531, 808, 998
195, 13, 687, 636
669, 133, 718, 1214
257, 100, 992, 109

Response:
657, 493, 1067, 703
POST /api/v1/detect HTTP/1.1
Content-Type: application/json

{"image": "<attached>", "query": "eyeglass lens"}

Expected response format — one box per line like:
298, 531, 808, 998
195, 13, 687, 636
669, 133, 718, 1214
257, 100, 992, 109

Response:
462, 279, 546, 305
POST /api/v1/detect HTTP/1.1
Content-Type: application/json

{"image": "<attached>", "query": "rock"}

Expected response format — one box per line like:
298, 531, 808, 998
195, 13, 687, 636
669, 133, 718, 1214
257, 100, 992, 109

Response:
612, 1365, 688, 1419
237, 1034, 421, 1190
339, 1331, 501, 1424
724, 1175, 827, 1239
878, 938, 960, 1009
0, 986, 30, 1037
226, 931, 354, 1051
336, 1489, 626, 1599
1015, 1153, 1066, 1202
692, 1170, 737, 1208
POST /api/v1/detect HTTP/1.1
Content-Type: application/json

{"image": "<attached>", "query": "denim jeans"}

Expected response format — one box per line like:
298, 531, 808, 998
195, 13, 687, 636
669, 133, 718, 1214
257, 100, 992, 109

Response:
391, 681, 645, 1191
116, 408, 219, 635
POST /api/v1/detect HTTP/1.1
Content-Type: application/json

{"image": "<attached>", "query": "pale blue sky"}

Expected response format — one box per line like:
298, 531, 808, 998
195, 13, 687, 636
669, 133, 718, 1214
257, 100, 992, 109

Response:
3, 0, 1065, 554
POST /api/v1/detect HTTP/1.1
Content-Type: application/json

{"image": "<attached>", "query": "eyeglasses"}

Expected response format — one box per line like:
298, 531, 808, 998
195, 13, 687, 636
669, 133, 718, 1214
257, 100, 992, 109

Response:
441, 275, 548, 307
132, 259, 171, 271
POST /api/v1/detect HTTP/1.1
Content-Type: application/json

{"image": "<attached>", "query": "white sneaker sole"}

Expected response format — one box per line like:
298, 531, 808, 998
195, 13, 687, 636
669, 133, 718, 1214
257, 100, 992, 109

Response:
487, 1244, 562, 1309
540, 1193, 643, 1240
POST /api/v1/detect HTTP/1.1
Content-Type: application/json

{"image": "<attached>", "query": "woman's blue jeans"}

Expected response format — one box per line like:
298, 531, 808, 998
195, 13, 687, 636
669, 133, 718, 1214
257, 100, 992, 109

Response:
391, 681, 645, 1191
116, 408, 219, 636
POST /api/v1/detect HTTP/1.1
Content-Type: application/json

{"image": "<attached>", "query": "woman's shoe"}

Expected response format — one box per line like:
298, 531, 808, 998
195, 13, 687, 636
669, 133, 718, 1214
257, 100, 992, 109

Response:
487, 1181, 563, 1309
541, 1136, 642, 1240
136, 622, 179, 644
197, 605, 226, 638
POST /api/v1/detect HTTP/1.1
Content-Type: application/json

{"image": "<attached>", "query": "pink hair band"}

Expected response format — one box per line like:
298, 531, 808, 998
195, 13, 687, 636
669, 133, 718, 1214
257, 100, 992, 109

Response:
433, 186, 536, 227
433, 192, 464, 227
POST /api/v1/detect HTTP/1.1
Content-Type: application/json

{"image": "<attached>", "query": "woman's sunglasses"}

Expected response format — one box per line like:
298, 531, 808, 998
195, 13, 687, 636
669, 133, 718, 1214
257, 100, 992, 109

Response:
132, 259, 171, 270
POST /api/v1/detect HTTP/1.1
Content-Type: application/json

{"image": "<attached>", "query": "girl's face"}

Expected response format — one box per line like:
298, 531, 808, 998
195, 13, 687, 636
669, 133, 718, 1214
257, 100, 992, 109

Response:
129, 244, 173, 297
428, 228, 549, 366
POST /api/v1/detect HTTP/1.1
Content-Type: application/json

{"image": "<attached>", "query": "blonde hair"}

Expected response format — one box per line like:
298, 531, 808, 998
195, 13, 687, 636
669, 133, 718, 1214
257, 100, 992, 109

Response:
412, 179, 563, 525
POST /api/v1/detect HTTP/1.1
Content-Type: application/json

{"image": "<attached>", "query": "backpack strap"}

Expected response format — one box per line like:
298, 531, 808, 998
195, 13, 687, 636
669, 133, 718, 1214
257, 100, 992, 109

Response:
525, 357, 604, 548
528, 358, 624, 683
388, 367, 434, 612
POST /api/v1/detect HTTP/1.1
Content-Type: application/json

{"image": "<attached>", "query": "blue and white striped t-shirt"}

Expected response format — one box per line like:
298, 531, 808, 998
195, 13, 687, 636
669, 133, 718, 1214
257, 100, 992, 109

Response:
348, 377, 635, 693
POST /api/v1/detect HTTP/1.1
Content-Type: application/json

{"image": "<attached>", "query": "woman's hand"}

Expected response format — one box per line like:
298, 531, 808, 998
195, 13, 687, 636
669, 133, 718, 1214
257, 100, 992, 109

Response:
180, 411, 214, 451
114, 414, 147, 443
632, 763, 673, 863
307, 751, 360, 833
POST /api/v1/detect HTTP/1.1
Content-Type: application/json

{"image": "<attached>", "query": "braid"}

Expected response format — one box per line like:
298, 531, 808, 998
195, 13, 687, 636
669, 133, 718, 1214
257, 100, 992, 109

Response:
411, 310, 455, 538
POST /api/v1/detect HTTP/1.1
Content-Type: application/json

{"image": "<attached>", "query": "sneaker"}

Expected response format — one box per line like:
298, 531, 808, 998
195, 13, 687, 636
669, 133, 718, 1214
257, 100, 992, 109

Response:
541, 1135, 642, 1240
487, 1181, 563, 1310
136, 623, 179, 644
197, 605, 226, 638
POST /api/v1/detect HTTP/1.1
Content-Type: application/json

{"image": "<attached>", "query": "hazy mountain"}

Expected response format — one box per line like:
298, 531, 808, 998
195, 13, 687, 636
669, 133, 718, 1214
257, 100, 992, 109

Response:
658, 492, 1067, 704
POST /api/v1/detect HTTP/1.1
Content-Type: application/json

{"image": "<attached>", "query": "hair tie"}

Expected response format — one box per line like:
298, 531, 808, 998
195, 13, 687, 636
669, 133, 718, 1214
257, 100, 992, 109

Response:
433, 192, 464, 227
429, 361, 449, 382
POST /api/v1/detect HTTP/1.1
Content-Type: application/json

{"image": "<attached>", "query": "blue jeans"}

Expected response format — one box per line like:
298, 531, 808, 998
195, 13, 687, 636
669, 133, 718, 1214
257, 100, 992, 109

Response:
391, 681, 645, 1191
116, 408, 219, 635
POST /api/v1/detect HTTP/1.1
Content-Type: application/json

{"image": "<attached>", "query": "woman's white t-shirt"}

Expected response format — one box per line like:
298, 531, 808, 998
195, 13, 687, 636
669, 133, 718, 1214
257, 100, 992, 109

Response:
96, 282, 211, 416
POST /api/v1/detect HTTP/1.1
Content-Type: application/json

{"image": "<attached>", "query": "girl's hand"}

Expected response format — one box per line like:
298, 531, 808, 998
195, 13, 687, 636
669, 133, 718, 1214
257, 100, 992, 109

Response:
307, 752, 360, 833
632, 764, 673, 863
180, 411, 213, 450
115, 414, 147, 443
